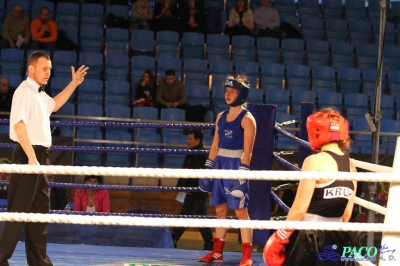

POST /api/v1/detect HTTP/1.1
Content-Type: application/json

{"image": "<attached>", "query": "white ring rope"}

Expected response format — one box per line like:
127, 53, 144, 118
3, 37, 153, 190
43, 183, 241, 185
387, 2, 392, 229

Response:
0, 213, 398, 233
350, 158, 393, 173
354, 197, 387, 215
0, 164, 397, 182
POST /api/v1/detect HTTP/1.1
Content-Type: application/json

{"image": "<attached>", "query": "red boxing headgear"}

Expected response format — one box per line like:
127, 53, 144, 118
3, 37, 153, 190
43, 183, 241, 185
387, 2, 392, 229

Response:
306, 110, 350, 150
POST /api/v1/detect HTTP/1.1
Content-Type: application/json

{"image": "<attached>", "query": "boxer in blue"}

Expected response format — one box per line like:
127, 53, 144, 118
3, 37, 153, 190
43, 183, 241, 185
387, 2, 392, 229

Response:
198, 74, 256, 266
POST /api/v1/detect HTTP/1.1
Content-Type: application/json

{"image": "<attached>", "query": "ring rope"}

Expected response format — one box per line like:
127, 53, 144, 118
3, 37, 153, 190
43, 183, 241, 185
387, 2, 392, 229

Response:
0, 164, 397, 182
273, 153, 301, 171
0, 213, 397, 233
274, 125, 310, 149
0, 119, 215, 130
0, 143, 209, 155
350, 158, 393, 173
270, 191, 290, 213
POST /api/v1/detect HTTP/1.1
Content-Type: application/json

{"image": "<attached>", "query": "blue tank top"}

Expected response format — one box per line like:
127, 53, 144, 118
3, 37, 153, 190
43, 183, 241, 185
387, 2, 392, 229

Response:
218, 109, 247, 149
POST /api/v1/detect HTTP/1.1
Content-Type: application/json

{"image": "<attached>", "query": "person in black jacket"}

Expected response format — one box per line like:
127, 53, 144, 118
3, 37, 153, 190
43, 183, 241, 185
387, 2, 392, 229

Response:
47, 174, 68, 211
172, 129, 214, 250
0, 77, 15, 117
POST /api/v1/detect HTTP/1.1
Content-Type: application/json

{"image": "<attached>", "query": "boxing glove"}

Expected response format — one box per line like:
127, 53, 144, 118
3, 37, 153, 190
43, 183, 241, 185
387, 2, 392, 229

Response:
263, 229, 294, 266
199, 159, 214, 192
230, 163, 249, 198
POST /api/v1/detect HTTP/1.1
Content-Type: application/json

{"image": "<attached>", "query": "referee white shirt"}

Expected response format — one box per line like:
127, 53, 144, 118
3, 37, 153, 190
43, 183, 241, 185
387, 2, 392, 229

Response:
9, 77, 56, 147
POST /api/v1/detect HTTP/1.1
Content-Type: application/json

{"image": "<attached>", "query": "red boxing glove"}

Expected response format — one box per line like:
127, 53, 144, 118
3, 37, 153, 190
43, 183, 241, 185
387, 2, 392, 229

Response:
263, 229, 293, 266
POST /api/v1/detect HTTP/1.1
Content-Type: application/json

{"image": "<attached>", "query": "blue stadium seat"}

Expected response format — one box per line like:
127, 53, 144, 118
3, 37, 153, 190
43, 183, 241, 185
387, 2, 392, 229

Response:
297, 0, 320, 18
0, 49, 24, 76
206, 34, 230, 61
370, 94, 395, 120
343, 92, 369, 122
105, 28, 129, 55
361, 68, 379, 96
81, 3, 104, 27
273, 0, 296, 17
281, 38, 305, 65
311, 65, 336, 92
105, 80, 131, 106
155, 31, 180, 58
331, 42, 355, 69
31, 1, 54, 20
79, 26, 104, 53
337, 67, 362, 94
325, 18, 348, 43
260, 62, 285, 90
52, 50, 77, 77
348, 20, 372, 44
130, 29, 155, 56
186, 84, 210, 107
265, 88, 290, 114
300, 17, 324, 41
286, 64, 311, 90
162, 134, 186, 169
290, 90, 316, 115
181, 32, 205, 59
134, 132, 160, 168
105, 104, 131, 119
50, 77, 74, 100
356, 43, 378, 70
231, 35, 256, 62
54, 102, 75, 137
321, 0, 344, 19
104, 129, 132, 167
256, 37, 280, 64
105, 54, 129, 81
55, 2, 79, 29
132, 106, 159, 136
344, 0, 366, 20
75, 128, 104, 166
77, 78, 104, 104
183, 58, 208, 86
306, 39, 330, 66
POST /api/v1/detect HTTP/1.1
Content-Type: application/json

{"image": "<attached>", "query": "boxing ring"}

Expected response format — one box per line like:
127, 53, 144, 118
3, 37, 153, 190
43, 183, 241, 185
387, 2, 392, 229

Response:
0, 104, 399, 266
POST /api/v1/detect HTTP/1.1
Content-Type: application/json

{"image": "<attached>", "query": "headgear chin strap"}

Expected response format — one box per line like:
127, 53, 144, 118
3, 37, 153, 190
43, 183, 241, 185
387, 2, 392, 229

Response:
224, 78, 250, 107
306, 111, 350, 151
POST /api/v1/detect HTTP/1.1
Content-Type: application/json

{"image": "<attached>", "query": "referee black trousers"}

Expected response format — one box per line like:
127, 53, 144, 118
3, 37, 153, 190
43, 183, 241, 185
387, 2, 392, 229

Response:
0, 144, 52, 266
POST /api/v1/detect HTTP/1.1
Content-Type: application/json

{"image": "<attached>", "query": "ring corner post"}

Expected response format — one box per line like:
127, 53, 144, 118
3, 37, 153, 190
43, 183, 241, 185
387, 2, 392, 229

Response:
379, 136, 400, 266
246, 104, 276, 245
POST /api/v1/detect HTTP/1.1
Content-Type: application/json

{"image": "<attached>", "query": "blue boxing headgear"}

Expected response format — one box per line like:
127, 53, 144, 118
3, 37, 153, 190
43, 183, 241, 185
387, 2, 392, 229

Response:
224, 78, 250, 107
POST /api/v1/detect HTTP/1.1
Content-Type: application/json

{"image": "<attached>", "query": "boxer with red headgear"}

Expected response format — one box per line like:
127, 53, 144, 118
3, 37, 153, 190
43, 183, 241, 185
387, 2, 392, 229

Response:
198, 74, 256, 266
264, 107, 357, 266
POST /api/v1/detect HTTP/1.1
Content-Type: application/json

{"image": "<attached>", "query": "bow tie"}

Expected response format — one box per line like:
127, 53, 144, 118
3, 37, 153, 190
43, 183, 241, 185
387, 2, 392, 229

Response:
38, 85, 45, 93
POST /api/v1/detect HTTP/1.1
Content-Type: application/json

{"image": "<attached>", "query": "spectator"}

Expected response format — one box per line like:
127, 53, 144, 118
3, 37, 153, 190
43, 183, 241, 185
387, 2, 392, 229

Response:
47, 174, 68, 211
133, 69, 157, 108
155, 69, 194, 121
131, 0, 154, 30
226, 0, 254, 37
253, 0, 283, 38
172, 129, 214, 250
0, 4, 30, 51
178, 0, 206, 33
30, 7, 58, 53
73, 176, 110, 212
152, 0, 179, 32
0, 77, 16, 115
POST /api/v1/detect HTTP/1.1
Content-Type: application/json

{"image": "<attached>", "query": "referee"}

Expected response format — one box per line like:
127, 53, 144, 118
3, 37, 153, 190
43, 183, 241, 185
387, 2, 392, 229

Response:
0, 51, 88, 266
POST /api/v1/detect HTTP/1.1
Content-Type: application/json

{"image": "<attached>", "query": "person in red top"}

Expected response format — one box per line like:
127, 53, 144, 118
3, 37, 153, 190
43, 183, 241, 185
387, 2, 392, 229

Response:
30, 7, 57, 53
73, 176, 110, 212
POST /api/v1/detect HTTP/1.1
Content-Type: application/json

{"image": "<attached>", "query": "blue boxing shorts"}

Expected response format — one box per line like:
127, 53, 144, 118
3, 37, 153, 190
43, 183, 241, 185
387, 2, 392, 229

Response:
209, 149, 250, 209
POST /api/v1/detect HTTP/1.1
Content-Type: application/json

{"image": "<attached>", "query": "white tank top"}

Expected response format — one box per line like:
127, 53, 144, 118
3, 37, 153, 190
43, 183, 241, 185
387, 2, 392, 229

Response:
86, 206, 95, 212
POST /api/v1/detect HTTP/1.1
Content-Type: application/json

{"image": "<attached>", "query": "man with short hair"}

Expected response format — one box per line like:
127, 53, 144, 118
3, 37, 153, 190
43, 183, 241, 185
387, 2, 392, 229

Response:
172, 129, 214, 250
30, 7, 58, 53
0, 4, 30, 51
0, 51, 88, 266
155, 69, 194, 121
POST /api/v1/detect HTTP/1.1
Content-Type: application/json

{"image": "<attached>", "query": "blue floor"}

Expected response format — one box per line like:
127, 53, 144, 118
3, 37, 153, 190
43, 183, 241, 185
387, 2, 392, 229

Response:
10, 242, 265, 266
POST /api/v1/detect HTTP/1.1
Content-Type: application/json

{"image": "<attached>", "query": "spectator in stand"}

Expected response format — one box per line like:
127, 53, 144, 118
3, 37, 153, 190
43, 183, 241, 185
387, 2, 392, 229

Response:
178, 0, 206, 33
0, 77, 16, 115
0, 4, 30, 51
73, 176, 110, 213
30, 7, 58, 53
47, 174, 68, 211
253, 0, 283, 38
131, 0, 154, 30
226, 0, 254, 37
155, 69, 194, 121
172, 129, 214, 250
133, 70, 157, 108
152, 0, 179, 32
